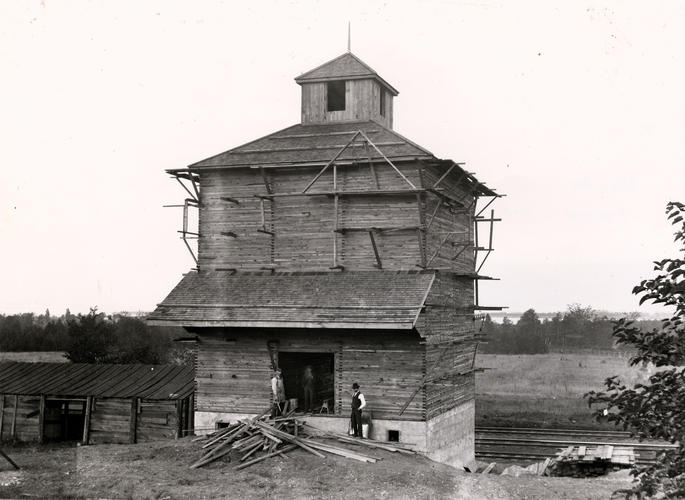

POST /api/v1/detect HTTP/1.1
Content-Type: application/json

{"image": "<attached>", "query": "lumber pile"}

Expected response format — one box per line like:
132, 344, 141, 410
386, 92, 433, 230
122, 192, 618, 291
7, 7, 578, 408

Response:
550, 445, 635, 477
190, 411, 415, 470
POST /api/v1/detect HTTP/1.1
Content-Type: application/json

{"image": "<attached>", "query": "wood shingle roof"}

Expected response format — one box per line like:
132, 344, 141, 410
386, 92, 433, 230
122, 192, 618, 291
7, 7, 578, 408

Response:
188, 120, 433, 169
0, 362, 194, 399
148, 271, 436, 330
295, 52, 399, 95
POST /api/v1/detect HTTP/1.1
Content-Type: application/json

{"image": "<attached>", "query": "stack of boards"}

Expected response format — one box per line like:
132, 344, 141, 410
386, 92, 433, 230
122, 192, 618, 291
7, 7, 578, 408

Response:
190, 409, 415, 470
553, 445, 635, 477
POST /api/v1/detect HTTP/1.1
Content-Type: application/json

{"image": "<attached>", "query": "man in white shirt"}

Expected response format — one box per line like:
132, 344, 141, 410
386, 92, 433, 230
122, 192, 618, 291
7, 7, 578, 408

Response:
271, 368, 286, 416
350, 382, 366, 438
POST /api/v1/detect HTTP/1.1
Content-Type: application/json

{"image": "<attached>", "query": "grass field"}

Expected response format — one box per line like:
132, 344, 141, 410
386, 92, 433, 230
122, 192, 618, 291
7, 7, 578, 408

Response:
0, 351, 67, 362
475, 352, 654, 429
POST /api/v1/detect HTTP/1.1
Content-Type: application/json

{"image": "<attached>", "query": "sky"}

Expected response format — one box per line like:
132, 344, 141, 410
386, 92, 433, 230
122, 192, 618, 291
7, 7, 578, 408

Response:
1, 1, 683, 316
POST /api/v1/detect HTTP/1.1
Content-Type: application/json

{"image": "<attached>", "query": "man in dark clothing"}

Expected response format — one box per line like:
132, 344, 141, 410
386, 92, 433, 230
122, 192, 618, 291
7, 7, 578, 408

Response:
303, 365, 314, 413
350, 382, 366, 438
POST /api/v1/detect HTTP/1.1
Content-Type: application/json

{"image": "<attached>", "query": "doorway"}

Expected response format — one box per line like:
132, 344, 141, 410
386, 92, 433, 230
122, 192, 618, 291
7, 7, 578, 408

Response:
278, 352, 335, 414
43, 399, 86, 442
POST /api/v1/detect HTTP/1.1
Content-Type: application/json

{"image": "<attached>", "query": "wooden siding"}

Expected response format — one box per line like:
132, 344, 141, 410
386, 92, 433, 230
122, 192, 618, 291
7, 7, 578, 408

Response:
88, 396, 188, 444
199, 164, 428, 272
89, 397, 131, 444
301, 80, 392, 127
425, 345, 475, 420
0, 395, 40, 442
137, 399, 180, 442
0, 394, 191, 444
420, 164, 477, 274
194, 329, 426, 421
417, 273, 477, 419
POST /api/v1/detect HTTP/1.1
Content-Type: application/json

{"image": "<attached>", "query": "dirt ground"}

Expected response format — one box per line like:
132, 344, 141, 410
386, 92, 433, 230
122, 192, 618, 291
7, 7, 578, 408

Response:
0, 438, 631, 499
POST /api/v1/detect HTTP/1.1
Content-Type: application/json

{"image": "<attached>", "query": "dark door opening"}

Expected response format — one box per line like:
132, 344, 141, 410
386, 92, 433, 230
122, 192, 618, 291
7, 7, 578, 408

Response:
43, 399, 86, 442
278, 352, 335, 414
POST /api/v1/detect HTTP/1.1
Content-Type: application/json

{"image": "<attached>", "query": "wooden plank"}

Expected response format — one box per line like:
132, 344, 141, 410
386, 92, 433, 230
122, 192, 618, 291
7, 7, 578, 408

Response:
368, 231, 382, 268
0, 395, 4, 439
129, 398, 138, 444
176, 400, 183, 439
11, 396, 18, 439
538, 457, 551, 475
0, 448, 19, 470
481, 462, 496, 474
82, 396, 93, 445
38, 395, 45, 444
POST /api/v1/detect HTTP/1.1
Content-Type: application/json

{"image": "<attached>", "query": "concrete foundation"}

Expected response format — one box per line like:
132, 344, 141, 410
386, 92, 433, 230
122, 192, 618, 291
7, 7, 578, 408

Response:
195, 401, 474, 468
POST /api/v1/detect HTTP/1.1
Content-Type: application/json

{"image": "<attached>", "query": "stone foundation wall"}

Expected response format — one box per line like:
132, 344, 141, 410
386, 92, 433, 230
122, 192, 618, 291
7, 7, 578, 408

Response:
425, 399, 475, 468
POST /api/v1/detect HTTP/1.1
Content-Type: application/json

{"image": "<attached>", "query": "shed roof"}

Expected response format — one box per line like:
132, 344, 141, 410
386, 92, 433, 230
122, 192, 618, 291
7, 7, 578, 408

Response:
187, 120, 433, 169
0, 362, 194, 400
295, 52, 399, 95
148, 271, 435, 330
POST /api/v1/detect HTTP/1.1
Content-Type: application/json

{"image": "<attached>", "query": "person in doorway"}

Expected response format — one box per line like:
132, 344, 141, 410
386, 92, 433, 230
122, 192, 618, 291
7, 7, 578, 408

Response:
271, 368, 286, 417
350, 382, 366, 438
303, 365, 315, 413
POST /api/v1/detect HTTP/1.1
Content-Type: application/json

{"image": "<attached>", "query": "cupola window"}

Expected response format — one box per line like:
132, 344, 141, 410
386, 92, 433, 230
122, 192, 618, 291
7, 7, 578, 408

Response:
327, 81, 346, 111
380, 89, 386, 117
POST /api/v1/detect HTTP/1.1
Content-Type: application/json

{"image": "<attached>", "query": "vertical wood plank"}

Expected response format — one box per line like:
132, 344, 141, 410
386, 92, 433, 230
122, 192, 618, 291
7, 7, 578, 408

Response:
64, 401, 69, 440
11, 396, 18, 439
0, 394, 4, 440
129, 398, 138, 444
175, 400, 183, 439
82, 396, 93, 445
189, 393, 195, 436
38, 395, 45, 444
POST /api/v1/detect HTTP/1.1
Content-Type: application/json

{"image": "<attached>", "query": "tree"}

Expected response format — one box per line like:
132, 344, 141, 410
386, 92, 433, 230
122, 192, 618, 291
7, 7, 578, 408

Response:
587, 202, 685, 498
65, 308, 117, 363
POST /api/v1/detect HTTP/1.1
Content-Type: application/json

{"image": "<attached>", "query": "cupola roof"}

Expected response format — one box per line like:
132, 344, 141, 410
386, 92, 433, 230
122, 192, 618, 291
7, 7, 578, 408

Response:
295, 52, 399, 96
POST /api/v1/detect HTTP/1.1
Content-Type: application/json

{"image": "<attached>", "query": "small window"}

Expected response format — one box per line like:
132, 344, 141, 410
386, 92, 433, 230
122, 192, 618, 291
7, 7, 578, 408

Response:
388, 430, 400, 442
327, 81, 346, 111
380, 90, 386, 117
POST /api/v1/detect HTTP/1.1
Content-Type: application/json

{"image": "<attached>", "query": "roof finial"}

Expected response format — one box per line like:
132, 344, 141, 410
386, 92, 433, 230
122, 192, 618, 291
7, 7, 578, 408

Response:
347, 22, 351, 52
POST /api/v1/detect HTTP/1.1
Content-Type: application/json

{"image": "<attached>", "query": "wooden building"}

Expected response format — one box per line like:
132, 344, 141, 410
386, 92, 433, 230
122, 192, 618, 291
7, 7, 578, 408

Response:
0, 362, 194, 444
148, 51, 500, 467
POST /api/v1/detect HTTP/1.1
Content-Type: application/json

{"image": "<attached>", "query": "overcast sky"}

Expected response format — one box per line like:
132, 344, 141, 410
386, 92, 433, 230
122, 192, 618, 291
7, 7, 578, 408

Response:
1, 1, 683, 316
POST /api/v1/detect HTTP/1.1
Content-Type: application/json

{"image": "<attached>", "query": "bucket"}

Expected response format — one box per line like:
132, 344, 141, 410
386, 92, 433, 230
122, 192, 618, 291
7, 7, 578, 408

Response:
288, 398, 298, 411
362, 424, 369, 439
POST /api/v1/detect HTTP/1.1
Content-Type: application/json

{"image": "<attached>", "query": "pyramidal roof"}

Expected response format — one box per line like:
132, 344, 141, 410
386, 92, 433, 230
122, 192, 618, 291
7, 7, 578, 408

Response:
295, 52, 399, 96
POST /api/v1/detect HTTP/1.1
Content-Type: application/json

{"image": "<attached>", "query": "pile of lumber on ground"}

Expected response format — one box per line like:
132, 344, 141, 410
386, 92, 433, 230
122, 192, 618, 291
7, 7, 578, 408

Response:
550, 445, 635, 477
190, 410, 415, 470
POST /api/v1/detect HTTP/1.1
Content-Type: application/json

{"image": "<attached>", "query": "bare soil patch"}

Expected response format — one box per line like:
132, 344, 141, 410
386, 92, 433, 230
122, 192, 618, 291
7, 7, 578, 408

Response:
0, 438, 630, 499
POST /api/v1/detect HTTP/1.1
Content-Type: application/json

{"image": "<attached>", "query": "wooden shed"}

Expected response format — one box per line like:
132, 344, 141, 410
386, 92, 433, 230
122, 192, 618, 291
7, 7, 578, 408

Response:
148, 51, 501, 467
0, 362, 194, 445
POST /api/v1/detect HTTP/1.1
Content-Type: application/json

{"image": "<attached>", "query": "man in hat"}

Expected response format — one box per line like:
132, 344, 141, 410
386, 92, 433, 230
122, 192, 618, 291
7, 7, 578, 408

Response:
350, 382, 366, 438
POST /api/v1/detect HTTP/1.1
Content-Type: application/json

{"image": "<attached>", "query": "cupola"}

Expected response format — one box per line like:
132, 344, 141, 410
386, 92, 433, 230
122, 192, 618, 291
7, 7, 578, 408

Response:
295, 52, 398, 128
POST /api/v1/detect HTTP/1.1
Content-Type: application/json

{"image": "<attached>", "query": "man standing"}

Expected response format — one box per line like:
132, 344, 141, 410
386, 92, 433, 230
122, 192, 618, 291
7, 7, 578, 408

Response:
303, 365, 314, 413
350, 382, 366, 438
271, 368, 286, 417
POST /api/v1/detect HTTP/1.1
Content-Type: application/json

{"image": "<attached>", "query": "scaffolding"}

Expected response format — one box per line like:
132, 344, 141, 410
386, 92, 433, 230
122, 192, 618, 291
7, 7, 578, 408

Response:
165, 131, 503, 309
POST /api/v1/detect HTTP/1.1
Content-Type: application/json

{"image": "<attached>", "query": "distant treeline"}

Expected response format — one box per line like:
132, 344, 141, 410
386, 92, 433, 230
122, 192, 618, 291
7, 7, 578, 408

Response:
0, 309, 192, 365
479, 305, 662, 354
